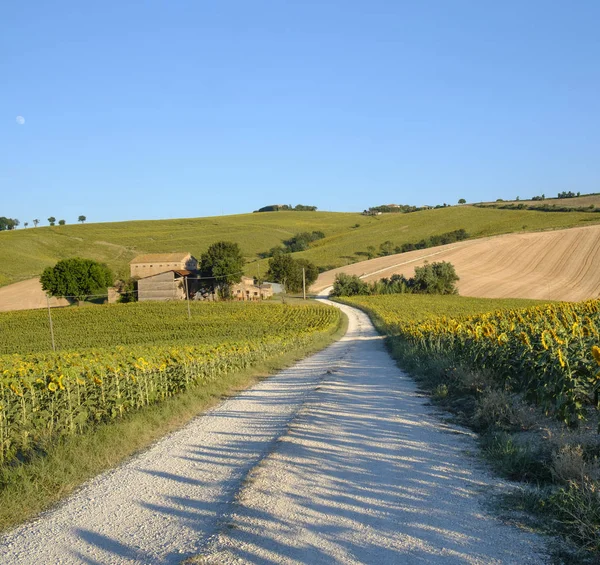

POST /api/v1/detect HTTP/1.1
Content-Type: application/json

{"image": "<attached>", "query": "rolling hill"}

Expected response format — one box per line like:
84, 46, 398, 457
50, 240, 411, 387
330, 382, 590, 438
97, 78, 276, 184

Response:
312, 223, 600, 302
2, 207, 600, 290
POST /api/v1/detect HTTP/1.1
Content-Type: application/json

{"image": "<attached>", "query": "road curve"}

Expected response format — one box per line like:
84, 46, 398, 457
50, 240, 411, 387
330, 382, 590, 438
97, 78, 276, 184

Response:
0, 302, 547, 564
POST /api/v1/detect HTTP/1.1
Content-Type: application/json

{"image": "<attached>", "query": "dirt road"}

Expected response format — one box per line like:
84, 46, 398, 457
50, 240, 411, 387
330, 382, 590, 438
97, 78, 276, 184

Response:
0, 302, 547, 564
312, 224, 600, 301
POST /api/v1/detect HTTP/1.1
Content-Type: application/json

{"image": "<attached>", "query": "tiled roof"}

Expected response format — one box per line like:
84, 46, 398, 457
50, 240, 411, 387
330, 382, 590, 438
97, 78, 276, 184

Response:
130, 252, 192, 264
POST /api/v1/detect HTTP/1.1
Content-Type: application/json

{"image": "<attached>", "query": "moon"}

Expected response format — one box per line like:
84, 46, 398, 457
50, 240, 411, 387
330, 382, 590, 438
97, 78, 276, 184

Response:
16, 116, 25, 125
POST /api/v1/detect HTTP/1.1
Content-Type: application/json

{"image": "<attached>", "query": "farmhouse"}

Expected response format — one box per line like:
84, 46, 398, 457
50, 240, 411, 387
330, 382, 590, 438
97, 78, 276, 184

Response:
231, 276, 274, 300
129, 253, 274, 302
129, 253, 199, 302
137, 270, 194, 301
130, 252, 198, 279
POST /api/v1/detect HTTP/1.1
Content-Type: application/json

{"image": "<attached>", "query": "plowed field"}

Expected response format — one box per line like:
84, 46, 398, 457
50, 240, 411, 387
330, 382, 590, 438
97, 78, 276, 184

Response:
312, 224, 600, 301
0, 279, 70, 312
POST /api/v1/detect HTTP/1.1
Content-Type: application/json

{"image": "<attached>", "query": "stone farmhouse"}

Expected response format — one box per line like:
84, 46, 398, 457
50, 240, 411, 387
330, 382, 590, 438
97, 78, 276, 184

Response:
128, 253, 274, 302
130, 252, 198, 279
231, 276, 273, 301
130, 253, 198, 302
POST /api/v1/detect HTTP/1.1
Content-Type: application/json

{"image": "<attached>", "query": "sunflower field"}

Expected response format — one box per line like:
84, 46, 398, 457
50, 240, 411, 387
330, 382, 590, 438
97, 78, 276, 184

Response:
340, 295, 600, 425
0, 301, 340, 464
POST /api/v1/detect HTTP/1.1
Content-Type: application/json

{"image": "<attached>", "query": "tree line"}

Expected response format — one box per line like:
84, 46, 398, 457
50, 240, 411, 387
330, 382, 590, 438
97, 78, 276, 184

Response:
331, 262, 460, 297
254, 204, 317, 212
0, 216, 87, 230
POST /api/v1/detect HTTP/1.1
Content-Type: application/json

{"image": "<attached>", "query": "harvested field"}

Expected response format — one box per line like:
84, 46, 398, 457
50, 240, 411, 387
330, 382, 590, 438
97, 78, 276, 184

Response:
312, 224, 600, 302
0, 278, 69, 312
478, 193, 600, 209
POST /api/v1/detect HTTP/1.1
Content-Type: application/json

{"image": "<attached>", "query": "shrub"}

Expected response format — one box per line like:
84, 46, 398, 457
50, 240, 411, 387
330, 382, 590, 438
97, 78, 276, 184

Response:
331, 274, 369, 297
412, 261, 459, 295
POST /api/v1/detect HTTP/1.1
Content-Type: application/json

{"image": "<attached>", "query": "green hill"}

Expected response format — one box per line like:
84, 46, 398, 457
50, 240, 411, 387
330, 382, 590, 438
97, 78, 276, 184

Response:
2, 207, 600, 288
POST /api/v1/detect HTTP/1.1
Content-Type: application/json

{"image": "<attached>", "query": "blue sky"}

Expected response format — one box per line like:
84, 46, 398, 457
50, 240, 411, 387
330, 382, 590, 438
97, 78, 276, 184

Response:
2, 1, 599, 224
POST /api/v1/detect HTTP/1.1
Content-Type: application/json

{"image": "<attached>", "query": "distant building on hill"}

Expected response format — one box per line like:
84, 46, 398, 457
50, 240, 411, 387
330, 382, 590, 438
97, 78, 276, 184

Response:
129, 252, 198, 279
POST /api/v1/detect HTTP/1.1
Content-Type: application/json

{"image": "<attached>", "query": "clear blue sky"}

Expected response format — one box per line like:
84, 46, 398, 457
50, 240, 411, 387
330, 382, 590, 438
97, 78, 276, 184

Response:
2, 1, 599, 224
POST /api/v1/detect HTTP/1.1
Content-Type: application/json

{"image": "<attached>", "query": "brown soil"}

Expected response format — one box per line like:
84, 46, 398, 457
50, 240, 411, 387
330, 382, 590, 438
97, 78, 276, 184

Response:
0, 279, 70, 312
312, 224, 600, 302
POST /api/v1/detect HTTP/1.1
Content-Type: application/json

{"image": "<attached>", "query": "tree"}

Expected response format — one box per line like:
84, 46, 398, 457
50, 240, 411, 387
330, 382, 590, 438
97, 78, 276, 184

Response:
266, 253, 295, 292
78, 215, 86, 223
295, 259, 319, 292
458, 198, 466, 204
40, 258, 114, 302
0, 217, 19, 231
48, 217, 56, 226
266, 254, 318, 293
331, 273, 369, 297
24, 222, 28, 228
379, 240, 395, 256
58, 219, 66, 226
412, 261, 459, 295
200, 241, 244, 298
33, 219, 39, 227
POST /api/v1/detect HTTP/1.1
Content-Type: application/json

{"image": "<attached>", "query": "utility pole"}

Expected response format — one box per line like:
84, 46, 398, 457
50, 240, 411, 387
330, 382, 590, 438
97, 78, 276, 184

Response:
184, 277, 191, 320
46, 295, 56, 352
302, 267, 306, 300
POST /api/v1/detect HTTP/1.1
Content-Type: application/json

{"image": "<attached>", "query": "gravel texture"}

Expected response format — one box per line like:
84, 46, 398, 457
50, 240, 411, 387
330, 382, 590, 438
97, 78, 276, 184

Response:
0, 301, 548, 564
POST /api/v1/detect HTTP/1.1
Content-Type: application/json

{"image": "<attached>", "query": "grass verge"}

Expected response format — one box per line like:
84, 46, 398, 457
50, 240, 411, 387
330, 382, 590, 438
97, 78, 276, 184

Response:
0, 310, 347, 532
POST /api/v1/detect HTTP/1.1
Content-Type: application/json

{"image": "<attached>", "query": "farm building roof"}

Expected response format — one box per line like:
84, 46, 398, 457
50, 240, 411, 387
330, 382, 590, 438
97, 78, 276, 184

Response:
138, 269, 192, 280
130, 252, 192, 264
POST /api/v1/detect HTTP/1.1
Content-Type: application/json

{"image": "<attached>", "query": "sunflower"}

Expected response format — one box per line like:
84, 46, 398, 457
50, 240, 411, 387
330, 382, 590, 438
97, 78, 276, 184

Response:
592, 345, 600, 365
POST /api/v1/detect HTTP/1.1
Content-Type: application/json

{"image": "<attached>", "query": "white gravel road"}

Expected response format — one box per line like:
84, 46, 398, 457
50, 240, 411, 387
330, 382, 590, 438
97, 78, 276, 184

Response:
0, 301, 548, 564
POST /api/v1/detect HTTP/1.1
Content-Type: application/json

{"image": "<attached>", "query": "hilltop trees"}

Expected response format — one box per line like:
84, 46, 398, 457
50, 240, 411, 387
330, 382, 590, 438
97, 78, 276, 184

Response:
78, 215, 86, 223
40, 258, 114, 302
200, 241, 244, 298
48, 217, 56, 226
33, 219, 39, 227
0, 217, 19, 231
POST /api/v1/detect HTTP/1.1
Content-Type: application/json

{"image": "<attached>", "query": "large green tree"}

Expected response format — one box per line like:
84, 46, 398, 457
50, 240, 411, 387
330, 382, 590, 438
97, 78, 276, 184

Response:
200, 241, 244, 298
40, 258, 114, 302
267, 254, 318, 293
412, 261, 459, 295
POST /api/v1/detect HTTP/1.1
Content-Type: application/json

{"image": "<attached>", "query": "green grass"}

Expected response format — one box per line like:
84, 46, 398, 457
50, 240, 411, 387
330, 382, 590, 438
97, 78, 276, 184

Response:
2, 206, 600, 287
0, 310, 348, 531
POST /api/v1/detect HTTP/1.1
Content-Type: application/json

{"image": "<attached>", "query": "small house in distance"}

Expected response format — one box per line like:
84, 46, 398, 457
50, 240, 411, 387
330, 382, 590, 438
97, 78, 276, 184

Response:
130, 252, 198, 279
231, 276, 274, 300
